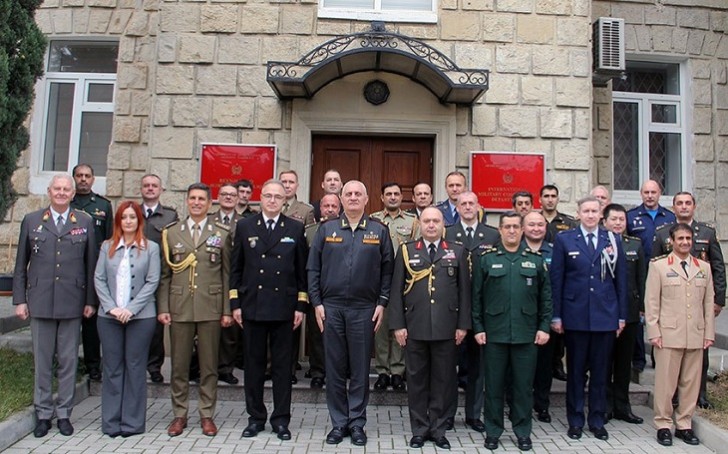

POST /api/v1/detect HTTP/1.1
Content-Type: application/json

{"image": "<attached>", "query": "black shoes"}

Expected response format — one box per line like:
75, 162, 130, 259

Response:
535, 408, 551, 423
697, 397, 714, 409
58, 418, 74, 436
391, 374, 406, 391
657, 428, 673, 446
465, 418, 486, 432
517, 436, 532, 451
373, 373, 390, 390
350, 426, 367, 445
409, 435, 425, 448
88, 368, 102, 382
149, 371, 164, 383
242, 423, 265, 437
484, 436, 499, 450
552, 368, 567, 381
34, 419, 51, 438
567, 426, 582, 439
326, 426, 349, 444
445, 417, 454, 430
434, 436, 450, 449
589, 426, 609, 440
291, 374, 298, 385
310, 377, 325, 389
273, 425, 291, 441
674, 428, 700, 445
612, 411, 643, 424
218, 372, 239, 385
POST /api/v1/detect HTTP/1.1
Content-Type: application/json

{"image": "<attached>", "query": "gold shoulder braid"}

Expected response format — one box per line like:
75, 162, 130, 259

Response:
162, 229, 198, 294
401, 244, 434, 297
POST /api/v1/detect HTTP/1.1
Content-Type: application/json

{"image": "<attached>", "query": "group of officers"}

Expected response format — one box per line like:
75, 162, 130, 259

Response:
12, 165, 724, 451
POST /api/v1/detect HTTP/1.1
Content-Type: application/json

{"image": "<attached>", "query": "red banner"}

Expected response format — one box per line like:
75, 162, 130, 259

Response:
470, 152, 545, 211
200, 144, 276, 201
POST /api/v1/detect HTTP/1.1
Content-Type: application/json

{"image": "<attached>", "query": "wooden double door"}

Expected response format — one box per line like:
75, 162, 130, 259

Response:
310, 135, 433, 213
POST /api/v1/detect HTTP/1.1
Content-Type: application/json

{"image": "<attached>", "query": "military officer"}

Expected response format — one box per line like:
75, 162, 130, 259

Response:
14, 174, 97, 438
371, 182, 419, 392
437, 171, 466, 227
311, 169, 343, 221
646, 223, 715, 447
235, 179, 259, 218
71, 164, 112, 381
444, 191, 499, 432
512, 191, 533, 217
539, 184, 578, 244
280, 170, 315, 225
140, 174, 179, 383
389, 207, 470, 450
602, 204, 646, 424
157, 183, 233, 438
473, 212, 552, 452
651, 191, 725, 409
408, 182, 433, 218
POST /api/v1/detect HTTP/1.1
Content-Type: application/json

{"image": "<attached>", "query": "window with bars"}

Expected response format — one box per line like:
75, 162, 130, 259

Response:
319, 0, 437, 23
612, 62, 686, 198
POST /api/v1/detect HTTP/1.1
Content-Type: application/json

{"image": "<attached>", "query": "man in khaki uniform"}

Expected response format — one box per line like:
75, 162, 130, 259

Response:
371, 182, 419, 391
158, 183, 233, 438
646, 223, 715, 447
280, 170, 315, 226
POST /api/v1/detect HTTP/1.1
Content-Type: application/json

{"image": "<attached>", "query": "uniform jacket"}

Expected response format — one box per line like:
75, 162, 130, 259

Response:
371, 209, 419, 253
445, 222, 500, 257
652, 220, 726, 307
208, 209, 241, 230
623, 235, 647, 323
13, 207, 98, 319
94, 240, 161, 320
143, 204, 178, 246
229, 213, 308, 321
307, 215, 394, 309
389, 239, 471, 341
472, 244, 552, 343
157, 219, 231, 322
72, 192, 113, 251
626, 204, 675, 260
283, 198, 315, 226
550, 227, 628, 331
545, 211, 577, 243
436, 200, 459, 227
645, 253, 715, 349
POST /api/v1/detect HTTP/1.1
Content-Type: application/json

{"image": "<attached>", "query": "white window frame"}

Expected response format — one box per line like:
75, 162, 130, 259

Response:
29, 40, 117, 195
318, 0, 438, 24
611, 60, 690, 207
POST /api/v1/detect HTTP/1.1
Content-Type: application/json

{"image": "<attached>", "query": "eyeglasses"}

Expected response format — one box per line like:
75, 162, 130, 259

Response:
261, 194, 285, 201
219, 192, 237, 198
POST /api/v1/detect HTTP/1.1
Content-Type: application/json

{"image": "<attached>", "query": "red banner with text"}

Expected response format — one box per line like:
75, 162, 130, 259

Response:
470, 152, 545, 211
200, 144, 277, 201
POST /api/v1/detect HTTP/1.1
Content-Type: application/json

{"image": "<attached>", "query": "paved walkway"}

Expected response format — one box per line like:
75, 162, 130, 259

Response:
5, 397, 715, 453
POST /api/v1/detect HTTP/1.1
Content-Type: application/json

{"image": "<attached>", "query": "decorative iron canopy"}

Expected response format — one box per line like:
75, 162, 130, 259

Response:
267, 22, 489, 105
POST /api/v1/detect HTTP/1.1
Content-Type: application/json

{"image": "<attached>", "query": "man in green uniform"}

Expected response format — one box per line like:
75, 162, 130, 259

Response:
280, 170, 315, 225
371, 182, 419, 391
472, 212, 552, 451
71, 163, 113, 381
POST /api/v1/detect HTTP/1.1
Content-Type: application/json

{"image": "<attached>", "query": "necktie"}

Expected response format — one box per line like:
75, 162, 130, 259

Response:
223, 215, 230, 225
146, 208, 153, 218
466, 226, 474, 239
587, 233, 596, 255
681, 260, 689, 278
429, 243, 437, 262
267, 219, 275, 238
192, 223, 200, 246
56, 214, 64, 230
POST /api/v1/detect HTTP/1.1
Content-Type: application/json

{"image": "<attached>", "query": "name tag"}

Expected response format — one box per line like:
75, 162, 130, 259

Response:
568, 251, 580, 257
522, 261, 536, 269
326, 236, 343, 243
491, 264, 503, 269
666, 271, 679, 278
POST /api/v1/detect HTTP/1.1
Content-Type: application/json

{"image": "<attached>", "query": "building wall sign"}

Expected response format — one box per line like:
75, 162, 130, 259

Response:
470, 152, 545, 212
200, 144, 277, 202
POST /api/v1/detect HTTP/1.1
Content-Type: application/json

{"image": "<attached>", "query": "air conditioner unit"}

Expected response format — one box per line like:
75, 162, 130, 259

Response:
593, 17, 625, 86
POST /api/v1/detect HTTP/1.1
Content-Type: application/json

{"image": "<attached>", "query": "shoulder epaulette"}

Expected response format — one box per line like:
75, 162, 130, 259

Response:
95, 193, 111, 203
401, 210, 416, 218
696, 221, 716, 230
483, 247, 498, 254
524, 248, 542, 256
623, 235, 641, 242
163, 220, 179, 229
651, 253, 669, 262
368, 216, 387, 227
655, 223, 673, 231
72, 209, 92, 219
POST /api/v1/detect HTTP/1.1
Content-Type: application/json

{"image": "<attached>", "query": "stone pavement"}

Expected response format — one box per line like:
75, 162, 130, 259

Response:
5, 397, 716, 453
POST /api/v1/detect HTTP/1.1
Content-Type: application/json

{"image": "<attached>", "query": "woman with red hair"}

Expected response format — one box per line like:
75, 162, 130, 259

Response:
94, 200, 161, 437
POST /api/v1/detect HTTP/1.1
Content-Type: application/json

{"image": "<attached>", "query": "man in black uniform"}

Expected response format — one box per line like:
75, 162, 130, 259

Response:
140, 173, 179, 383
652, 191, 725, 409
307, 180, 394, 446
71, 164, 112, 381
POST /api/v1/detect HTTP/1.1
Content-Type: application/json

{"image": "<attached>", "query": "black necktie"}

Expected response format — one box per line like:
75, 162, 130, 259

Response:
681, 260, 689, 278
146, 208, 153, 218
223, 215, 230, 225
267, 219, 274, 238
429, 243, 436, 262
587, 233, 596, 255
466, 226, 473, 239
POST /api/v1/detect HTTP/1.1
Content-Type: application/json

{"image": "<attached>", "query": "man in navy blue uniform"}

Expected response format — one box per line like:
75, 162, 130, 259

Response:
550, 196, 628, 442
436, 171, 466, 227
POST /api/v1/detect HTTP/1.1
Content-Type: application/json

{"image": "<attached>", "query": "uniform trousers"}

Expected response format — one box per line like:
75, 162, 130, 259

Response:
218, 324, 243, 374
98, 316, 156, 435
608, 322, 637, 415
653, 346, 702, 430
146, 321, 165, 374
169, 320, 221, 418
31, 317, 82, 420
81, 313, 101, 372
243, 319, 293, 427
533, 330, 556, 412
374, 307, 405, 376
464, 331, 485, 420
484, 342, 537, 438
323, 305, 375, 429
305, 304, 325, 378
405, 338, 457, 438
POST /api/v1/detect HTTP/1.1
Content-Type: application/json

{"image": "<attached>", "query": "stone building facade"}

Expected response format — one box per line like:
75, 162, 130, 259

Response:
1, 0, 726, 284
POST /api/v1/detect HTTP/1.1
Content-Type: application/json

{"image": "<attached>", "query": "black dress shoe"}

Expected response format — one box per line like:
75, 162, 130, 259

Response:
373, 373, 390, 390
517, 436, 532, 451
218, 372, 239, 385
409, 435, 425, 448
613, 412, 643, 424
675, 428, 700, 445
589, 426, 608, 440
445, 417, 454, 430
310, 377, 325, 389
273, 425, 291, 441
350, 426, 367, 446
535, 409, 551, 423
552, 369, 567, 381
121, 432, 140, 438
291, 375, 298, 385
150, 371, 164, 383
34, 419, 51, 438
326, 426, 349, 444
567, 426, 582, 439
58, 418, 74, 436
657, 428, 673, 446
484, 436, 499, 450
242, 423, 265, 437
465, 418, 486, 432
434, 436, 451, 449
697, 397, 714, 409
391, 374, 406, 391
